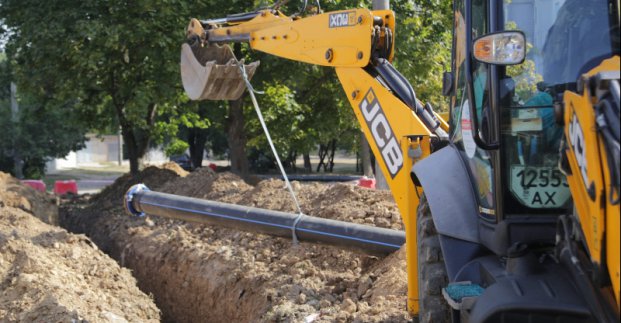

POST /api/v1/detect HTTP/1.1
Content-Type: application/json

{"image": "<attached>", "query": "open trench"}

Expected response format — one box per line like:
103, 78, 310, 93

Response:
59, 164, 411, 322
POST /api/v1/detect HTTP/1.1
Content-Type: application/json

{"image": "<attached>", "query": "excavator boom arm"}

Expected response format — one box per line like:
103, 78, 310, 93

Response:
188, 9, 395, 67
182, 8, 451, 316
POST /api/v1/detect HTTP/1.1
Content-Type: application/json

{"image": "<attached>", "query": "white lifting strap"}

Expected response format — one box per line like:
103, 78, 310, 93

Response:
229, 48, 305, 244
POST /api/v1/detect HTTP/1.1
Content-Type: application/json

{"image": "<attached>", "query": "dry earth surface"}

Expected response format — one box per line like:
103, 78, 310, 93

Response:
61, 163, 410, 322
0, 172, 160, 322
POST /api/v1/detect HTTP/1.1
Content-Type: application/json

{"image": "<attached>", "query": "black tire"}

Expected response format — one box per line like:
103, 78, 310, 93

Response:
416, 193, 451, 323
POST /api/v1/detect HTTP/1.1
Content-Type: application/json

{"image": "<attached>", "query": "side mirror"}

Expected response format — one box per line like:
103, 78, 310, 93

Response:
442, 71, 454, 96
473, 31, 526, 65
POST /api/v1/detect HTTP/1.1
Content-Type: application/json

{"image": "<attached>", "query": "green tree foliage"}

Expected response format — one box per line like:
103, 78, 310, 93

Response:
1, 0, 452, 176
391, 0, 452, 110
239, 0, 451, 172
0, 0, 213, 175
246, 81, 307, 167
0, 57, 87, 178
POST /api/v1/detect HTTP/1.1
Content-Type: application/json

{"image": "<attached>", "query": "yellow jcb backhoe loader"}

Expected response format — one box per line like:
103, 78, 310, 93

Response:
124, 0, 620, 321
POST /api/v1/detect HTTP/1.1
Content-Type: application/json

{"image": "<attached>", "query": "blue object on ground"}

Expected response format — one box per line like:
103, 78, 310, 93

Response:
444, 283, 485, 302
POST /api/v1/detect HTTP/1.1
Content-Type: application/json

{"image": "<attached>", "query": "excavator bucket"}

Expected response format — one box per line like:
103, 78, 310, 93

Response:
180, 43, 259, 101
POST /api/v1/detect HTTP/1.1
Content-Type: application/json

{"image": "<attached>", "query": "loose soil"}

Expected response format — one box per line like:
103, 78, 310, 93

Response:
0, 172, 160, 322
0, 173, 58, 226
61, 164, 410, 322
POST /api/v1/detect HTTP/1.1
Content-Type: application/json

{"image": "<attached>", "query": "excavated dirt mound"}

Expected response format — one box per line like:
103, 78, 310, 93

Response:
90, 162, 188, 210
158, 168, 402, 230
0, 173, 58, 225
61, 165, 409, 322
0, 172, 160, 322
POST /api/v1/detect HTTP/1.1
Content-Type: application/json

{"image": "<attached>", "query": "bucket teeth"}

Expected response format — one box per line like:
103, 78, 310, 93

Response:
180, 43, 260, 101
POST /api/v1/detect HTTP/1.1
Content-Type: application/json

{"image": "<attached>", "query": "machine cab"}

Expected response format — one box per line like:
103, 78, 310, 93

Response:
445, 0, 620, 254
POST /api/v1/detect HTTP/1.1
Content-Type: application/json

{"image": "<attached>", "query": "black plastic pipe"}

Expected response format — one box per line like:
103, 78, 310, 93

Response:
125, 184, 404, 255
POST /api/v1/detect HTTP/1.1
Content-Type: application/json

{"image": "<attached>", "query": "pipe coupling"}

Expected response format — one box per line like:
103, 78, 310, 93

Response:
124, 184, 150, 217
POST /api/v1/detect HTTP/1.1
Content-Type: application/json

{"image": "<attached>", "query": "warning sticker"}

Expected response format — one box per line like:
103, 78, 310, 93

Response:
460, 100, 476, 158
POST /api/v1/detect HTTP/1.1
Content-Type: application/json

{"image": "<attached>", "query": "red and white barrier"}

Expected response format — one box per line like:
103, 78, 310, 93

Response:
357, 177, 376, 189
54, 180, 78, 195
20, 179, 47, 192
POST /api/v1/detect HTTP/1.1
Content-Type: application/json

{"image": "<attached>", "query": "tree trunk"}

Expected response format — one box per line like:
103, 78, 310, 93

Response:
10, 83, 23, 179
227, 98, 249, 178
303, 153, 312, 173
286, 150, 297, 172
316, 144, 327, 172
375, 158, 389, 190
188, 127, 208, 169
360, 132, 373, 177
122, 126, 141, 175
327, 139, 337, 172
118, 103, 157, 176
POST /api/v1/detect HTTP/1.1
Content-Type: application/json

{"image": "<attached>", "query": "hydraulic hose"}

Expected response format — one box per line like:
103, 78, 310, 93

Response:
125, 184, 405, 255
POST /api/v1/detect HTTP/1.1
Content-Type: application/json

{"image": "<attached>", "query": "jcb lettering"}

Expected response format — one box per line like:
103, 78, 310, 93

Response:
568, 112, 589, 188
382, 138, 403, 175
361, 100, 380, 121
359, 88, 403, 178
371, 113, 390, 147
329, 12, 355, 28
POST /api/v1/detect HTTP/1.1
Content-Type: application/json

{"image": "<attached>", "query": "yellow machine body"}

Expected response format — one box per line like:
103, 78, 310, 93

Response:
561, 56, 620, 309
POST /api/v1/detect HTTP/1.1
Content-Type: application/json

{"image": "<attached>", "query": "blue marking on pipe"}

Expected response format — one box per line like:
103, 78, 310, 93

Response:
139, 200, 403, 249
296, 227, 402, 249
126, 184, 150, 217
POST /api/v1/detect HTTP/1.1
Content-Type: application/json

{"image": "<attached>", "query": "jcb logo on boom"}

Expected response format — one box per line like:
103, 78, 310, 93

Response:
568, 111, 589, 188
359, 89, 403, 178
329, 11, 356, 28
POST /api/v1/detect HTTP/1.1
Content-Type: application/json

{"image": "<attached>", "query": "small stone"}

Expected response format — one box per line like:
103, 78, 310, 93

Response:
308, 299, 320, 309
298, 293, 307, 304
144, 218, 155, 227
340, 298, 357, 314
18, 273, 36, 285
335, 313, 349, 322
53, 242, 60, 249
102, 311, 128, 323
325, 294, 336, 303
374, 218, 390, 228
304, 313, 320, 323
320, 299, 331, 308
357, 277, 373, 297
70, 247, 82, 259
352, 209, 366, 218
357, 301, 370, 312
